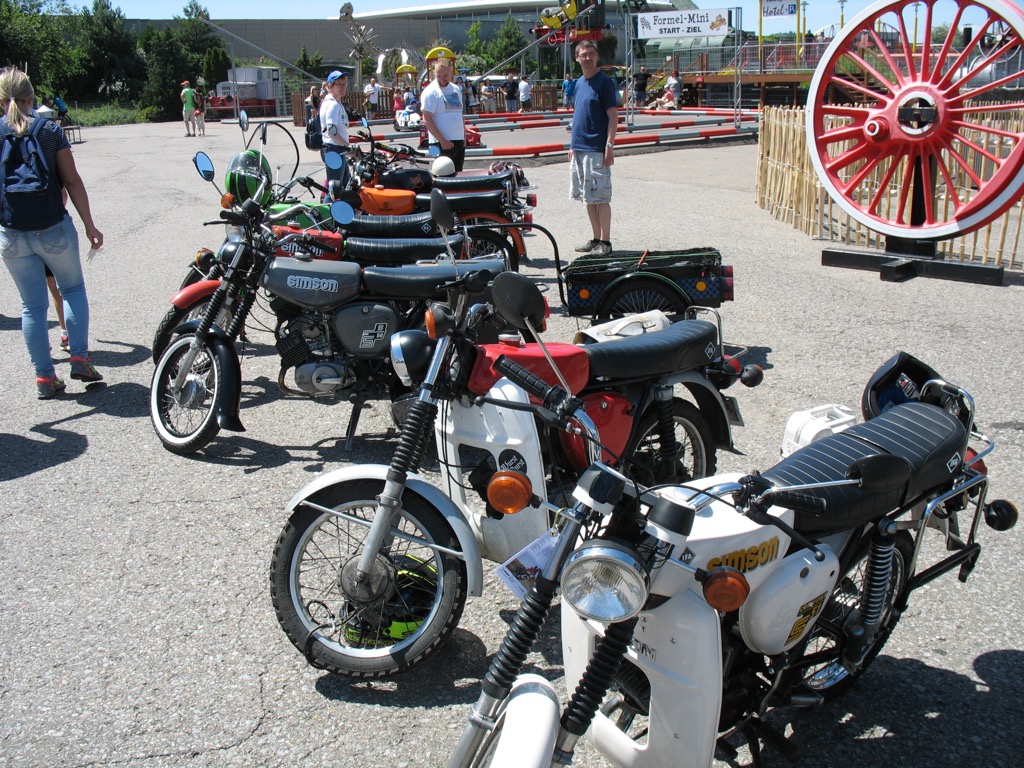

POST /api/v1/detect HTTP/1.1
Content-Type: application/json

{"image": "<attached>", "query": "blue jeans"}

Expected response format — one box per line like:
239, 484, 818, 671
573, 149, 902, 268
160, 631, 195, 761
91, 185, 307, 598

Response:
1, 216, 90, 378
321, 145, 352, 199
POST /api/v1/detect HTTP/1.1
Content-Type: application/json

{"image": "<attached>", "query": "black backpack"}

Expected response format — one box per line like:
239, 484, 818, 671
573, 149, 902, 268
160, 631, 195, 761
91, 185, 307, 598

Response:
305, 114, 323, 151
1, 118, 64, 231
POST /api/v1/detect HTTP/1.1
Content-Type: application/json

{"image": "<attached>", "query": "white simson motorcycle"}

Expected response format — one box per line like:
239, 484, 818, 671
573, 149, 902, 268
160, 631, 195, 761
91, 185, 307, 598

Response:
448, 347, 1018, 767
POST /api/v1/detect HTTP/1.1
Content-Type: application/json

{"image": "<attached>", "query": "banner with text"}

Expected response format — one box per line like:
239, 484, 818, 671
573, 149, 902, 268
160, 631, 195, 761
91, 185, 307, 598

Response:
762, 1, 797, 17
636, 9, 731, 39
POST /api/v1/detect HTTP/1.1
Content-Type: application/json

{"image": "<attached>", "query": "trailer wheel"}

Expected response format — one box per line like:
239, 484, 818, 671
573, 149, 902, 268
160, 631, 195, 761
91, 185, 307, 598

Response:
595, 276, 690, 322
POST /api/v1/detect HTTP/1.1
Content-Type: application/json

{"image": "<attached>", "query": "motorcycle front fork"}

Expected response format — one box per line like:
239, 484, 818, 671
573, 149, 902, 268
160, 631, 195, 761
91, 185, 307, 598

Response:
172, 286, 233, 391
350, 337, 450, 594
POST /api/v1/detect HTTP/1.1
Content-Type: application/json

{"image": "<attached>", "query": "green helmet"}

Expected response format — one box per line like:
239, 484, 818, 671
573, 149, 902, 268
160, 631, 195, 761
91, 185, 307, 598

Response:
224, 150, 272, 205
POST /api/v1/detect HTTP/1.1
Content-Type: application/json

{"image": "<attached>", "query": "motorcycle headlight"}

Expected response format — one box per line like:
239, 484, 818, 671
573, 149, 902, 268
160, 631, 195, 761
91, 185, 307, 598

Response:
390, 329, 436, 387
561, 540, 649, 623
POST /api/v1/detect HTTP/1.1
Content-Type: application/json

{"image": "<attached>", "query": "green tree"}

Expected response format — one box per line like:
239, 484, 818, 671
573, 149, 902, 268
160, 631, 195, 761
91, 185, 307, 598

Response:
139, 26, 194, 119
77, 0, 146, 102
1, 0, 81, 94
175, 1, 224, 82
203, 45, 231, 90
487, 13, 529, 70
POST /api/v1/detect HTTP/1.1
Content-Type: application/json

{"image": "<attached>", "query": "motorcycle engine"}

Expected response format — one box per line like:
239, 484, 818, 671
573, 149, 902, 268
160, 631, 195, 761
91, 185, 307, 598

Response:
332, 303, 401, 359
276, 311, 355, 395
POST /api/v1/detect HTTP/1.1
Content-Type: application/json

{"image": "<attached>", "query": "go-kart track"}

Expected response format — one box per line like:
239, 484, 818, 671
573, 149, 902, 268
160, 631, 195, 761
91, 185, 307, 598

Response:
377, 105, 760, 158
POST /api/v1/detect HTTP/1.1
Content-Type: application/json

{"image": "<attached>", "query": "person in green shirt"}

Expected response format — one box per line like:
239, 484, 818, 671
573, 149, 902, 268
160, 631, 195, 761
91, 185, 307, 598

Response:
180, 80, 197, 137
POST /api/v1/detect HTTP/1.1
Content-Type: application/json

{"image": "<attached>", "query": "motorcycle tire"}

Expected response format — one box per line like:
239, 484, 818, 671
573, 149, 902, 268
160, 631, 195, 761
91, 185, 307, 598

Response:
595, 276, 690, 322
464, 228, 519, 272
460, 217, 521, 272
624, 399, 716, 485
151, 296, 235, 364
270, 479, 468, 679
150, 334, 226, 454
784, 530, 914, 701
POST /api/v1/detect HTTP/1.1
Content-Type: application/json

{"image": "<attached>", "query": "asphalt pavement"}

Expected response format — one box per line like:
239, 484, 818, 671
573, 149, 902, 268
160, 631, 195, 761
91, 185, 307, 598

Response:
1, 119, 1022, 768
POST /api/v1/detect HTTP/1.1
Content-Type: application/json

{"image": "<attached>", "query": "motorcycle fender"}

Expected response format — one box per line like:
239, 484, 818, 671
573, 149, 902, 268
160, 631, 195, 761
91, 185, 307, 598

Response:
170, 279, 221, 309
563, 592, 723, 768
463, 211, 526, 257
489, 674, 560, 768
284, 464, 484, 597
669, 369, 736, 450
169, 320, 244, 433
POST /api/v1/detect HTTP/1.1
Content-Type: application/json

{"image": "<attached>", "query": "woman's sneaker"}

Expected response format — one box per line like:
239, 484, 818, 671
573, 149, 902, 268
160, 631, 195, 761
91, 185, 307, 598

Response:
59, 332, 70, 353
575, 238, 599, 253
69, 356, 104, 382
37, 376, 66, 399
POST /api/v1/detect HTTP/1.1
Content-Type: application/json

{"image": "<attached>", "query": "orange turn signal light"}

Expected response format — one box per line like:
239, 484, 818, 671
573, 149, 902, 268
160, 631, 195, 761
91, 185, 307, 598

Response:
221, 193, 236, 209
425, 307, 438, 339
702, 567, 750, 612
486, 471, 533, 515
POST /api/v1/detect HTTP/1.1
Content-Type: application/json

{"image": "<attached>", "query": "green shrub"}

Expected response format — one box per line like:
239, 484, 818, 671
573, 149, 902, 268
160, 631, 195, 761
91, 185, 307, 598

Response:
71, 104, 147, 126
138, 106, 162, 123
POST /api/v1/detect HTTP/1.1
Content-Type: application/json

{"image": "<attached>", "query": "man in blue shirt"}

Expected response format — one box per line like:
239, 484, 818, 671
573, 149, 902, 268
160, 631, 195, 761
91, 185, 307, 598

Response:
570, 40, 617, 257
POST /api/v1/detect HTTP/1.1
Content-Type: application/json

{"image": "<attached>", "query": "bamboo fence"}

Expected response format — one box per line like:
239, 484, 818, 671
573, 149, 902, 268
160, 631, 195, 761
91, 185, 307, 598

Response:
755, 106, 1024, 272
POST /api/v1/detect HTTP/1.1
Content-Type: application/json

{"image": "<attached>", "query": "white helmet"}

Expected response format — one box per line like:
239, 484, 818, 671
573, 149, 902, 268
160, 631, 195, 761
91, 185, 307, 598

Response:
431, 156, 456, 177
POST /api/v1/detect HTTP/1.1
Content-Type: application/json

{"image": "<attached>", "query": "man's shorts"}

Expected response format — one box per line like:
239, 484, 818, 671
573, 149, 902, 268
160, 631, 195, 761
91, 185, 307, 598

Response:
569, 150, 612, 205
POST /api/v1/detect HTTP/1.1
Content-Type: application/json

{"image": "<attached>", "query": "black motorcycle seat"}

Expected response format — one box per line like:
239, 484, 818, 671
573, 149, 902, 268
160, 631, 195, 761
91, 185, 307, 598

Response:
415, 188, 507, 213
762, 401, 967, 534
581, 320, 718, 381
432, 169, 516, 193
345, 211, 439, 239
362, 258, 506, 299
344, 234, 464, 265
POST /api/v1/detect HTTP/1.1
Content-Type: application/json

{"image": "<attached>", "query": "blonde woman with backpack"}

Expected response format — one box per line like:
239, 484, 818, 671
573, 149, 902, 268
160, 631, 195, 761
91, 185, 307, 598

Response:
0, 68, 104, 398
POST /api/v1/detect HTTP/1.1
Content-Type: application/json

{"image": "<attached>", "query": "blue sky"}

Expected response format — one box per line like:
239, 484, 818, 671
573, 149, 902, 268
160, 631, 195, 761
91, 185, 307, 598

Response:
111, 0, 886, 38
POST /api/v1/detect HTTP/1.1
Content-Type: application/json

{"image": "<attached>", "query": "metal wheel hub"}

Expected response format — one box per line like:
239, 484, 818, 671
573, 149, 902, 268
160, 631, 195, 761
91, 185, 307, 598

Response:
339, 554, 396, 604
174, 374, 209, 408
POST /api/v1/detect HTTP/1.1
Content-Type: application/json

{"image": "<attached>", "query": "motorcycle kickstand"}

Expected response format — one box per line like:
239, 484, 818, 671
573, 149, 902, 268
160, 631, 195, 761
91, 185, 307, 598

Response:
343, 393, 367, 451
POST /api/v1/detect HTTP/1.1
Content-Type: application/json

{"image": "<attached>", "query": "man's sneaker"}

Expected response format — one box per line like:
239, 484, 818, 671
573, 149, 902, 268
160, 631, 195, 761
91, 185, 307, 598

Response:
69, 356, 104, 383
37, 376, 66, 399
589, 242, 612, 257
59, 332, 70, 353
575, 239, 599, 253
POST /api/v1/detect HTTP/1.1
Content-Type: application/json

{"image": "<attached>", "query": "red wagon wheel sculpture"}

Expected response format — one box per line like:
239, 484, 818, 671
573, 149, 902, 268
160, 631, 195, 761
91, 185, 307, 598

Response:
806, 0, 1024, 239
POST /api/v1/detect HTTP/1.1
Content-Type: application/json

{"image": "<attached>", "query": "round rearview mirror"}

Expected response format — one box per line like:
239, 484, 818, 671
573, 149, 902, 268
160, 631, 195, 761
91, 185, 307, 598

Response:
426, 144, 441, 158
324, 150, 345, 170
330, 200, 355, 225
238, 111, 249, 132
362, 117, 370, 130
491, 272, 546, 332
193, 152, 215, 181
429, 188, 456, 232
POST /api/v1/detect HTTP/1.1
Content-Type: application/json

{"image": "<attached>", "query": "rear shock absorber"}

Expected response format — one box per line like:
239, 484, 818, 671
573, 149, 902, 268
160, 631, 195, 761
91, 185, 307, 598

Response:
653, 384, 680, 482
860, 531, 895, 635
843, 531, 894, 670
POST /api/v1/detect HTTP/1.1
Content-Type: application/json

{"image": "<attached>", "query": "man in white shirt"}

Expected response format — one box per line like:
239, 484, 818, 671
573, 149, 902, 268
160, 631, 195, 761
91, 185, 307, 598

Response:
420, 58, 466, 171
363, 77, 381, 119
518, 75, 532, 113
320, 69, 352, 196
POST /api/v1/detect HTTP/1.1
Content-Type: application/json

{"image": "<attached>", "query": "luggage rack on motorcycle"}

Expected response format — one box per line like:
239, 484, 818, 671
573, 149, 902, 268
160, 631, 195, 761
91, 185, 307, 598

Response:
554, 247, 735, 322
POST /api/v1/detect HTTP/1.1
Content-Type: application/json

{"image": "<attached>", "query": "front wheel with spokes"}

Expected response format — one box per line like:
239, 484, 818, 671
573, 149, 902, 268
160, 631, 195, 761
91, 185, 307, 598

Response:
269, 480, 468, 679
150, 334, 225, 454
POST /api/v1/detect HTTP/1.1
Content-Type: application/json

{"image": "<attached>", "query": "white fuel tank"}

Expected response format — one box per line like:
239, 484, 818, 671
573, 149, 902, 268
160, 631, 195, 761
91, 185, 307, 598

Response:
739, 542, 839, 655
